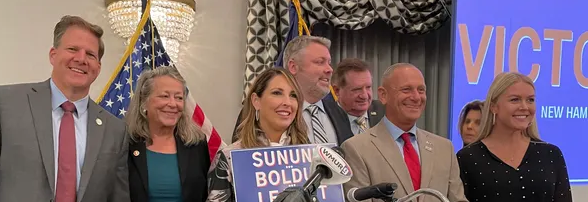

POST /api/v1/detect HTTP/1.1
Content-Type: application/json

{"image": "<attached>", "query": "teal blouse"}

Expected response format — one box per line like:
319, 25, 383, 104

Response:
146, 149, 182, 202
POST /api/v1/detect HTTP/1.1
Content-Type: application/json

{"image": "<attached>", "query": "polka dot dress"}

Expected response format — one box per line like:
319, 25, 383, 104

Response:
456, 141, 572, 202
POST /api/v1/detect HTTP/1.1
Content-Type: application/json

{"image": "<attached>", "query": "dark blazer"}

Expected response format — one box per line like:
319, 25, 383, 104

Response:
128, 135, 211, 202
231, 97, 385, 145
323, 99, 385, 145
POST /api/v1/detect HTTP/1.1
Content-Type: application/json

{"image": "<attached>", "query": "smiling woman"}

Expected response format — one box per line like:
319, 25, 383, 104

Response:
126, 66, 210, 202
457, 72, 573, 202
206, 68, 309, 202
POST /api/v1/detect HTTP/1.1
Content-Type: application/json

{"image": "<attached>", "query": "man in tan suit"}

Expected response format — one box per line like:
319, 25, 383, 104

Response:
341, 63, 467, 202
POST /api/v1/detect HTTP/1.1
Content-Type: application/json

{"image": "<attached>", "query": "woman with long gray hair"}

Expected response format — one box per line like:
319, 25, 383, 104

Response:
126, 66, 210, 202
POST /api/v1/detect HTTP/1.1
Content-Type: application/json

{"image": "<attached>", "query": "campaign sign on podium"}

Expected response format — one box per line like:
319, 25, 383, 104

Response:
230, 143, 346, 202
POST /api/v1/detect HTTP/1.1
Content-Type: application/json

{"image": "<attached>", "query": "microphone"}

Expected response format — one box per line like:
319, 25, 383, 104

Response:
330, 146, 346, 158
302, 145, 353, 197
273, 145, 352, 202
394, 188, 450, 202
346, 183, 397, 202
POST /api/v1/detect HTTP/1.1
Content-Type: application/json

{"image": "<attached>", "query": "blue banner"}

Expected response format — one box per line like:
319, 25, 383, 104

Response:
451, 0, 588, 183
230, 144, 346, 202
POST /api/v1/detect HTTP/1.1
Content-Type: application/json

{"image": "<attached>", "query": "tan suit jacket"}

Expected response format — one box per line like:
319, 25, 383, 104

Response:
341, 121, 468, 202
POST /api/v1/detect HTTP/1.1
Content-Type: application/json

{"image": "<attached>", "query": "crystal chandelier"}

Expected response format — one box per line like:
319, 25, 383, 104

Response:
105, 0, 196, 63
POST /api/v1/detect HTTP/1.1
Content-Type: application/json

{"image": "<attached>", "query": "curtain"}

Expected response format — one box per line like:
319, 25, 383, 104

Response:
312, 20, 452, 137
243, 0, 452, 101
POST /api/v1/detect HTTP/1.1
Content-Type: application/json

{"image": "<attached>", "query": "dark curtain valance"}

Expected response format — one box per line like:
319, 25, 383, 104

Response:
242, 0, 452, 98
300, 0, 451, 34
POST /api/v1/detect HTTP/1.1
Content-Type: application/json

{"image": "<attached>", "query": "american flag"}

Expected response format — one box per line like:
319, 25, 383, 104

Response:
96, 0, 224, 161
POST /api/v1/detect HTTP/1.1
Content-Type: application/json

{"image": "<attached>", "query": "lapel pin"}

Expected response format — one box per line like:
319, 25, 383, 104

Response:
370, 112, 377, 116
133, 150, 140, 156
425, 146, 432, 151
96, 118, 102, 126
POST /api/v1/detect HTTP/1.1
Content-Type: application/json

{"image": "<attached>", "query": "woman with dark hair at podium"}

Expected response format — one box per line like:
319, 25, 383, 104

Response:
206, 68, 309, 202
457, 100, 484, 146
457, 72, 572, 202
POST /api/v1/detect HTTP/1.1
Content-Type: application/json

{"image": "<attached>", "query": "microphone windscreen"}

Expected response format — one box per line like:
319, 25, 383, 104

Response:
346, 187, 360, 202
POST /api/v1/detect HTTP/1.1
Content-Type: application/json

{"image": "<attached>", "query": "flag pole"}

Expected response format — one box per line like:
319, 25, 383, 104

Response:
291, 0, 338, 102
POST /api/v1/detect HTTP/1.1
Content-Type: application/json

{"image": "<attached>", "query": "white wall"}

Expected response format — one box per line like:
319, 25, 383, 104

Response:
0, 0, 585, 201
0, 0, 246, 140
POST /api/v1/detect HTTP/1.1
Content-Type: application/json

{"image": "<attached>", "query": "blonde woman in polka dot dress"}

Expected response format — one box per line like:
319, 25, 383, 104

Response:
457, 72, 572, 202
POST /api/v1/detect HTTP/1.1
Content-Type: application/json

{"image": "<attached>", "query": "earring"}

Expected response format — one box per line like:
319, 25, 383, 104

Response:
142, 109, 147, 114
255, 110, 259, 121
492, 113, 496, 125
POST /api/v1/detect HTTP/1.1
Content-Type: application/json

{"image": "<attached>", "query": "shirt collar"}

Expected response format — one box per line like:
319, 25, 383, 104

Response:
347, 111, 369, 122
50, 79, 89, 116
270, 131, 289, 146
337, 102, 369, 121
303, 100, 325, 112
382, 116, 417, 141
255, 127, 291, 146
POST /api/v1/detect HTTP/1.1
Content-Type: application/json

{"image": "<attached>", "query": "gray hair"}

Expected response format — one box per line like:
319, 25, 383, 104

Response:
282, 35, 331, 67
126, 66, 206, 145
53, 15, 105, 60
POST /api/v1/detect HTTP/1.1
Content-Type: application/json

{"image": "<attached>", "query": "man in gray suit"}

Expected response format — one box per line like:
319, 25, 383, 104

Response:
0, 15, 130, 202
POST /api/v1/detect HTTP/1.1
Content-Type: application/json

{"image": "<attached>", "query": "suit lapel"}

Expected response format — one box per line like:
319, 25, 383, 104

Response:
77, 102, 106, 201
130, 141, 149, 193
416, 129, 434, 189
367, 100, 384, 127
370, 122, 413, 194
175, 136, 189, 187
367, 109, 378, 127
322, 97, 352, 145
28, 81, 56, 193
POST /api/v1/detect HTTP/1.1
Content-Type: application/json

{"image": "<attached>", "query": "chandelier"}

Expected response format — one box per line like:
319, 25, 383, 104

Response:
105, 0, 196, 63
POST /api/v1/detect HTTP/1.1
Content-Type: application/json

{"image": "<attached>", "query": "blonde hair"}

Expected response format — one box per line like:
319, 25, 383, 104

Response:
236, 68, 309, 148
475, 72, 540, 142
126, 66, 206, 145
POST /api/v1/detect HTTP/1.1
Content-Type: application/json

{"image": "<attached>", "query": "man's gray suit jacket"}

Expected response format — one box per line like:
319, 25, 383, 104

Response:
0, 80, 130, 202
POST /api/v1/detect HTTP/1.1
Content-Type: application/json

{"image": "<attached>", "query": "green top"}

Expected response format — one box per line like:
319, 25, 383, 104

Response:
147, 149, 182, 202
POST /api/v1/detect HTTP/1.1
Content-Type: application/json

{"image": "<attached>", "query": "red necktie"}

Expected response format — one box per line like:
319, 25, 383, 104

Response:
401, 133, 421, 191
55, 101, 77, 202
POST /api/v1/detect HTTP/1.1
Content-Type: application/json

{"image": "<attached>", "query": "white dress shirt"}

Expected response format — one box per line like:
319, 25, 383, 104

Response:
302, 100, 338, 144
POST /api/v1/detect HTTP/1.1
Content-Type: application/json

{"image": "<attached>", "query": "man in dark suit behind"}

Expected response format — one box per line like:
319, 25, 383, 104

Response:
0, 15, 129, 202
232, 35, 356, 145
330, 58, 385, 139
